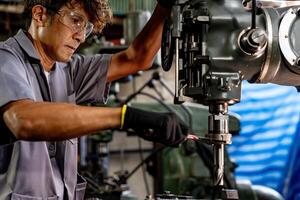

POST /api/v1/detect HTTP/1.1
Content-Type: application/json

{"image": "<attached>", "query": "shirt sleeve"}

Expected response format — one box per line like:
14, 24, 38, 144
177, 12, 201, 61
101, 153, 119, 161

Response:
69, 54, 112, 105
0, 46, 35, 108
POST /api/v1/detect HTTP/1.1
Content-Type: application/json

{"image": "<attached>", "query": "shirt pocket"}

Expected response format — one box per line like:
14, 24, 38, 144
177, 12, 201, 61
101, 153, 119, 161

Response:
75, 174, 87, 200
67, 138, 78, 145
75, 182, 87, 200
11, 193, 58, 200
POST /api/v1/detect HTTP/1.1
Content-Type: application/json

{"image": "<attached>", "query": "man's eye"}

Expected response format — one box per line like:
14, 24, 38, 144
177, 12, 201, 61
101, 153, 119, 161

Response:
71, 17, 82, 26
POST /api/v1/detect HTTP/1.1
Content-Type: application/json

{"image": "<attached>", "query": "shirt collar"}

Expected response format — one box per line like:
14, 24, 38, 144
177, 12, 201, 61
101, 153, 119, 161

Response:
13, 29, 67, 70
13, 29, 41, 62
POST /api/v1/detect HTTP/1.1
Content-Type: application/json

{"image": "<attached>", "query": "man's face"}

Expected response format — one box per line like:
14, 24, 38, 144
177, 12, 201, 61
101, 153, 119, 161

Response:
39, 3, 92, 62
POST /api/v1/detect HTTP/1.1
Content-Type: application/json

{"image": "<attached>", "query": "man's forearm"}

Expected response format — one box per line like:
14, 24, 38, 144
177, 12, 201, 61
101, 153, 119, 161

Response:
3, 100, 121, 141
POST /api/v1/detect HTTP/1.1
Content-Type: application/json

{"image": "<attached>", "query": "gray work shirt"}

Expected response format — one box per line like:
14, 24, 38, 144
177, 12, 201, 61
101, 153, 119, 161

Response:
0, 30, 111, 200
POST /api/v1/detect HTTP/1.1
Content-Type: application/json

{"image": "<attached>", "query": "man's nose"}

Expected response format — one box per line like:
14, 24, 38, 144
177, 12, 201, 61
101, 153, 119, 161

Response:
73, 29, 86, 43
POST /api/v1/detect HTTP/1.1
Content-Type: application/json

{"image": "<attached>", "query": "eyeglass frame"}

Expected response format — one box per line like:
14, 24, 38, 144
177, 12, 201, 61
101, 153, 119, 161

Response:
48, 7, 94, 38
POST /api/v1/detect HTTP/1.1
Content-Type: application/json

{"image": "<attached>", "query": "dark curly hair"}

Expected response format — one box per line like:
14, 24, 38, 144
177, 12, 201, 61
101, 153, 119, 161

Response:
23, 0, 112, 33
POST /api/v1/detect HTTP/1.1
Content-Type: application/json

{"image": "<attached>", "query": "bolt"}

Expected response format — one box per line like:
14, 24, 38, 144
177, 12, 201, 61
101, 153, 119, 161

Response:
297, 8, 300, 16
297, 58, 300, 66
250, 29, 267, 45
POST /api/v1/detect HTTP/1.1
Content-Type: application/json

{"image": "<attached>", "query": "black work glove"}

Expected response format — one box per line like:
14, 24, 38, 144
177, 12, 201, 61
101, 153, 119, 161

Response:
121, 106, 188, 147
157, 0, 173, 9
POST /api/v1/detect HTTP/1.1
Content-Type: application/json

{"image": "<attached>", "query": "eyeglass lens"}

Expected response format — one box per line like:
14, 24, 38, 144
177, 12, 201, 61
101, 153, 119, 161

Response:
59, 11, 94, 37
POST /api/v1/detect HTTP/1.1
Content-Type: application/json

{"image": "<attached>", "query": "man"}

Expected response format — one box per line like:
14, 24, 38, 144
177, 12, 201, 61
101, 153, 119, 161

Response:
0, 0, 187, 199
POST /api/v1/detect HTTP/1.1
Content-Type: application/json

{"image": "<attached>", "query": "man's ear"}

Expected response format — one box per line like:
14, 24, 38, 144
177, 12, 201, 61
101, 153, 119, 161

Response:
31, 5, 48, 27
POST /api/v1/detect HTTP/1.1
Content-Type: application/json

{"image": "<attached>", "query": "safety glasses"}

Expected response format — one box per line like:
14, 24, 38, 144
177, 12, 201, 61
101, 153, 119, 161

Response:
56, 9, 94, 38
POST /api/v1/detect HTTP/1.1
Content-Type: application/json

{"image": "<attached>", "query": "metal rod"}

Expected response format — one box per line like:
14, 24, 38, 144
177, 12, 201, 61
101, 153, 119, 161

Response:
251, 0, 256, 29
175, 38, 180, 98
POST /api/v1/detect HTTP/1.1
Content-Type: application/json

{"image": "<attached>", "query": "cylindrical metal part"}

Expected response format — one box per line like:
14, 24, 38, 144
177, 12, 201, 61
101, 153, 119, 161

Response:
175, 38, 180, 98
209, 114, 229, 134
213, 143, 225, 186
209, 103, 228, 114
208, 103, 230, 187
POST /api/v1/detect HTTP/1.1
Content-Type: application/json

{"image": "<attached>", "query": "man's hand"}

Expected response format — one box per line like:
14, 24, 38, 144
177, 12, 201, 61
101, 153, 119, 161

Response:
157, 0, 174, 9
121, 105, 188, 147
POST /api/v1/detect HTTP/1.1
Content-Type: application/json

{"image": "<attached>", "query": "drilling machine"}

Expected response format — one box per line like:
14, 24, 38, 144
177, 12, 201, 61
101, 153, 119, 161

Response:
159, 0, 300, 199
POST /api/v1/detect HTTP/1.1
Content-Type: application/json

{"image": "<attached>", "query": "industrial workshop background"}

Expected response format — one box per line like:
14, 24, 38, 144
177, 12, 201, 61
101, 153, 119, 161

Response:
1, 0, 300, 200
